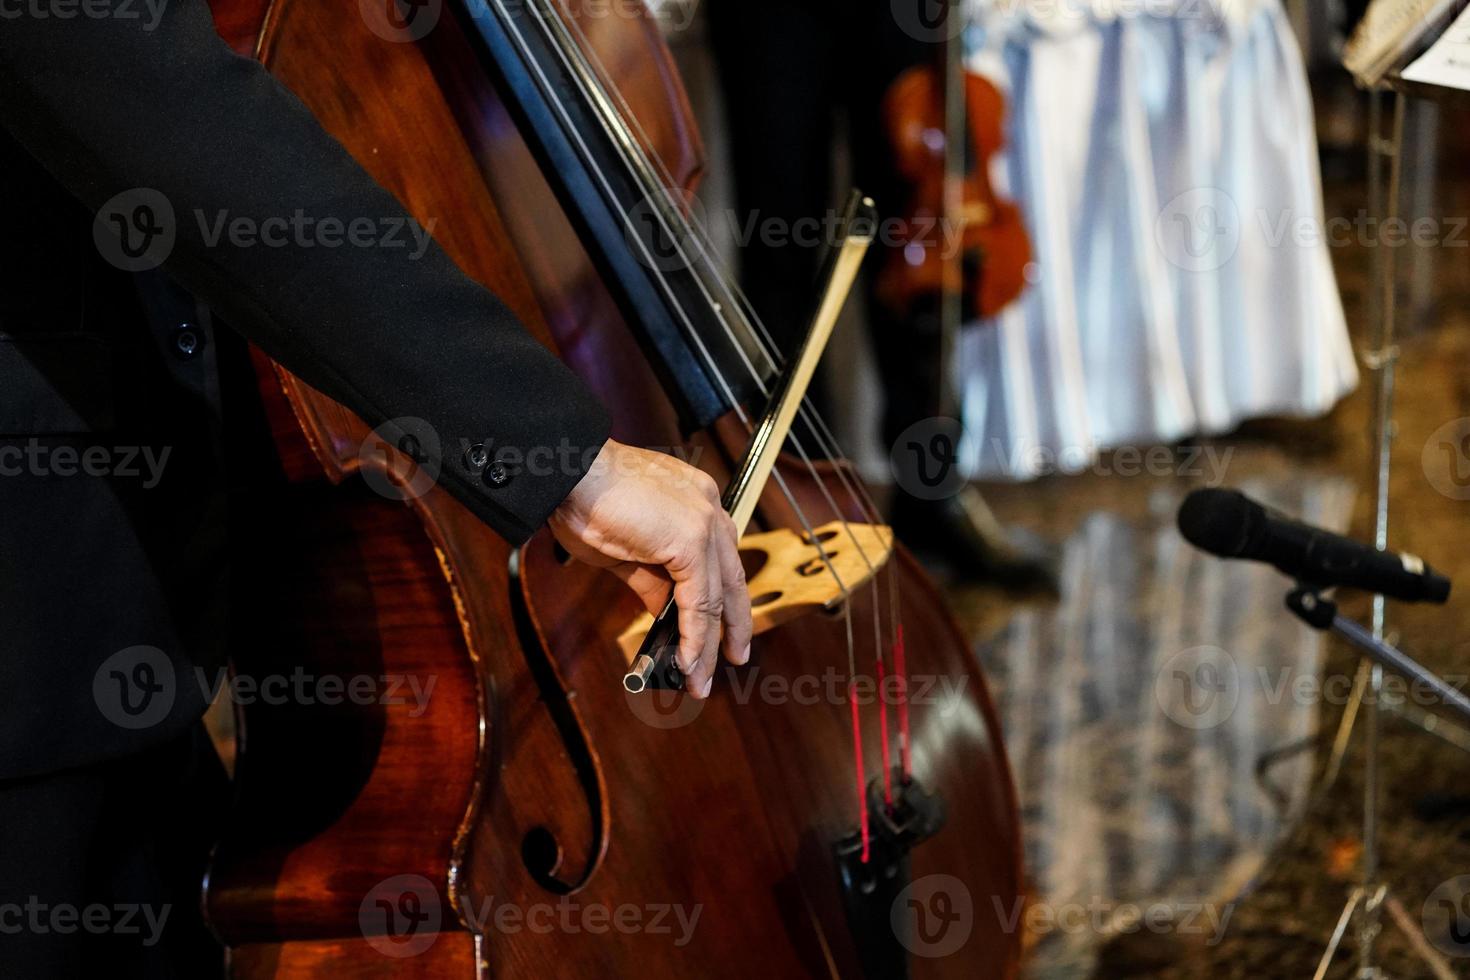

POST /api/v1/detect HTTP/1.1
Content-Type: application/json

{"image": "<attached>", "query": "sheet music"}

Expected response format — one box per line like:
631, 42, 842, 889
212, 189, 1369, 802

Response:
1344, 0, 1462, 85
1402, 3, 1470, 90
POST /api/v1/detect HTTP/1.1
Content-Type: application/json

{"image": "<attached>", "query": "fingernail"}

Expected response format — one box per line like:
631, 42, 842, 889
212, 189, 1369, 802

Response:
738, 643, 751, 665
700, 676, 713, 698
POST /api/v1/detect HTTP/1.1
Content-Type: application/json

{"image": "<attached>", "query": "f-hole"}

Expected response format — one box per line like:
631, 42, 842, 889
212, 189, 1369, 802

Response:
521, 826, 563, 887
505, 547, 605, 895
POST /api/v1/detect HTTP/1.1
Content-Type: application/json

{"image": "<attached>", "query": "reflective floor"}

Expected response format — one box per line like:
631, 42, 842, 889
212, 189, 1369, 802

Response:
944, 83, 1470, 979
955, 473, 1357, 976
975, 481, 1353, 975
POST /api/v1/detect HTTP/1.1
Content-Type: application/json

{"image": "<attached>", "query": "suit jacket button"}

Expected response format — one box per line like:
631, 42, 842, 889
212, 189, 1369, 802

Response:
485, 461, 511, 488
173, 324, 204, 360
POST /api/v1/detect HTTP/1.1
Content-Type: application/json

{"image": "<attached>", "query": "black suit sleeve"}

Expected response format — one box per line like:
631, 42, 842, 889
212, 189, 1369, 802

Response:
0, 0, 610, 544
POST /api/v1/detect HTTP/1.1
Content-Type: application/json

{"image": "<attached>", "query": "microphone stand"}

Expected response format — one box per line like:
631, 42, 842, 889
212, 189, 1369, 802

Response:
1285, 585, 1466, 980
1285, 587, 1470, 727
1299, 72, 1470, 975
1305, 82, 1463, 980
1308, 82, 1403, 980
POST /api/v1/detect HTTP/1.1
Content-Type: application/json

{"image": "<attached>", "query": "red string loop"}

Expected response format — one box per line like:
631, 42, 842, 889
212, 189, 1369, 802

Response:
893, 623, 912, 782
877, 658, 893, 809
847, 678, 870, 863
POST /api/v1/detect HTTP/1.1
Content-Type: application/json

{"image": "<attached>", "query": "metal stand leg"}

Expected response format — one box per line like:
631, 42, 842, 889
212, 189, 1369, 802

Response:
1309, 86, 1453, 980
1307, 85, 1397, 980
1357, 83, 1407, 980
1314, 887, 1368, 980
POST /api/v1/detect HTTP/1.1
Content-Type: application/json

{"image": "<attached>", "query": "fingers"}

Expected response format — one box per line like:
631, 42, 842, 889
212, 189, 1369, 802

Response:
715, 512, 752, 666
690, 471, 731, 689
615, 508, 747, 698
555, 442, 748, 701
668, 523, 723, 699
690, 534, 726, 697
688, 467, 748, 673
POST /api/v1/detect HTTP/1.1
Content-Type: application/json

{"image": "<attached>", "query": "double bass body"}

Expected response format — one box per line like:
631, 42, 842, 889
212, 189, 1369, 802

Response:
203, 1, 1024, 976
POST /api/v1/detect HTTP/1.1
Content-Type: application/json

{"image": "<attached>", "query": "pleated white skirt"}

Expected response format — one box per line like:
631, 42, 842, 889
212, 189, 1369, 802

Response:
958, 0, 1359, 479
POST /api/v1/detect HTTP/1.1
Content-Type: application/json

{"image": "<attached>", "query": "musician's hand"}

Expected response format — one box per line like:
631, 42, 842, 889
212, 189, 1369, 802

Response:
549, 439, 752, 698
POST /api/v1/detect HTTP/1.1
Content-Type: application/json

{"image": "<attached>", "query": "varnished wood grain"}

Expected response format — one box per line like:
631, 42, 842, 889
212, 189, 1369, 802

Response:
203, 1, 1025, 977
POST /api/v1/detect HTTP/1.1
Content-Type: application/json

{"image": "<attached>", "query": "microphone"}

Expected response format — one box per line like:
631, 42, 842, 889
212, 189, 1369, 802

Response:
1177, 488, 1451, 604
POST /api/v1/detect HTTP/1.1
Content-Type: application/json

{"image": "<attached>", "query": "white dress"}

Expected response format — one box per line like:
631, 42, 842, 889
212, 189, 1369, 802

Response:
957, 0, 1359, 479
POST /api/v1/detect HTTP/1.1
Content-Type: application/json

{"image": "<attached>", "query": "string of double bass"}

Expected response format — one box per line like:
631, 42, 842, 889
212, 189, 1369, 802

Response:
531, 0, 916, 811
485, 0, 913, 850
548, 7, 916, 803
550, 0, 918, 785
497, 2, 863, 603
494, 1, 857, 618
528, 6, 895, 623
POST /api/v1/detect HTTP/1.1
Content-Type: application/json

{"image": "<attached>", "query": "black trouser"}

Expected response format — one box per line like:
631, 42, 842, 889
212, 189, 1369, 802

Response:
706, 0, 945, 447
0, 726, 227, 979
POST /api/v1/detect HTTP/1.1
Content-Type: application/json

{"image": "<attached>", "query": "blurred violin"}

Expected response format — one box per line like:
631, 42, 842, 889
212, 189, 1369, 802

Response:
877, 3, 1031, 353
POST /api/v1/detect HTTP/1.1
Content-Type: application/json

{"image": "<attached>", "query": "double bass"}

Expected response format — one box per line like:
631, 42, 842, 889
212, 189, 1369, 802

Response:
202, 1, 1024, 976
